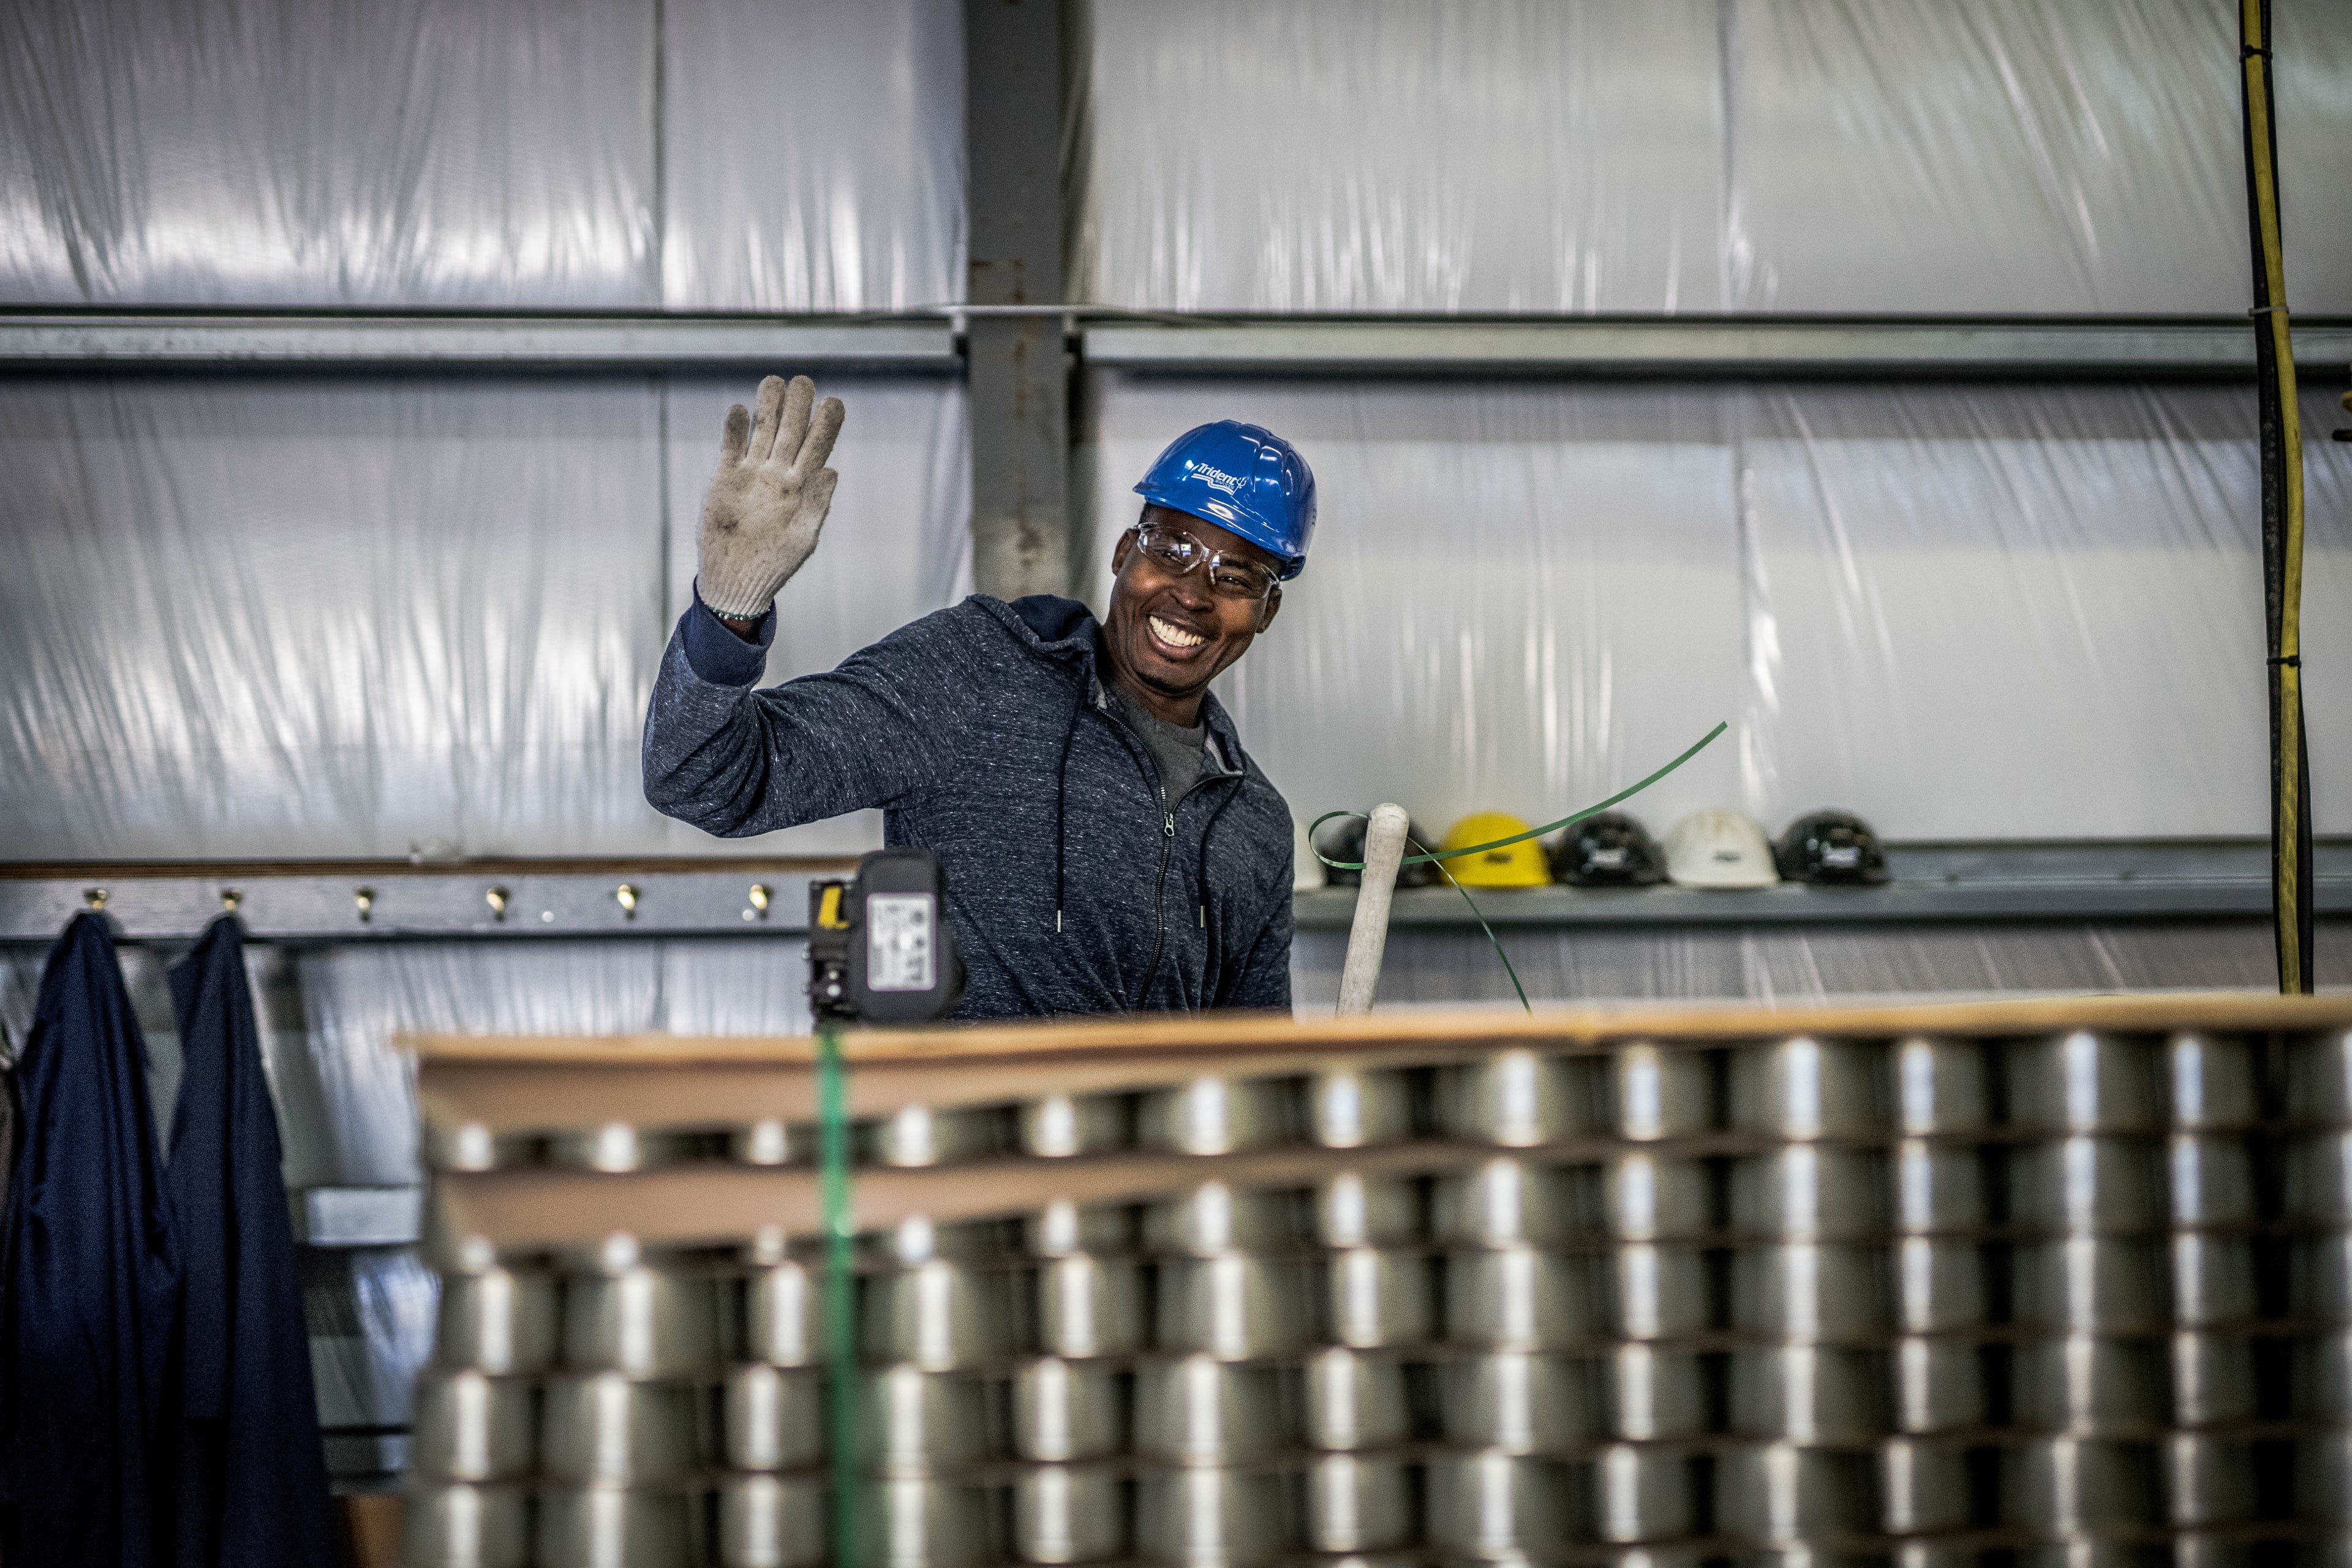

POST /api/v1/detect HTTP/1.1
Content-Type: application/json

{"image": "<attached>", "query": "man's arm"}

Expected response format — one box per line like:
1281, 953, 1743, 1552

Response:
642, 592, 972, 837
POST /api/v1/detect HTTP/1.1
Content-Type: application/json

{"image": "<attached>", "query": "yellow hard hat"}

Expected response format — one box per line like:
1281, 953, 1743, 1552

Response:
1433, 812, 1552, 888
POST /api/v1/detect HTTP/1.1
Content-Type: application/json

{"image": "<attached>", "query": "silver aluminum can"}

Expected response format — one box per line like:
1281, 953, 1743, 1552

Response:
1892, 1338, 1986, 1434
1133, 1355, 1288, 1464
1881, 1437, 1971, 1534
2168, 1434, 2258, 1526
545, 1122, 700, 1173
1894, 1036, 1990, 1135
1607, 1041, 1714, 1140
1714, 1444, 1882, 1543
2293, 1232, 2352, 1324
730, 1119, 796, 1167
2169, 1134, 2256, 1226
1019, 1093, 1127, 1158
1998, 1438, 2165, 1531
862, 1257, 1015, 1371
2299, 1430, 2352, 1521
1024, 1253, 1144, 1359
1615, 1243, 1713, 1341
2167, 1033, 2257, 1129
2172, 1538, 2262, 1568
2007, 1137, 2166, 1234
1137, 1077, 1292, 1156
534, 1484, 700, 1568
2291, 1131, 2352, 1224
1609, 1343, 1709, 1441
1310, 1172, 1420, 1248
1730, 1344, 1890, 1443
864, 1103, 1001, 1168
1438, 1049, 1596, 1145
1300, 1453, 1415, 1552
2172, 1232, 2258, 1327
1731, 1245, 1891, 1340
1154, 1254, 1314, 1360
1300, 1346, 1412, 1450
1894, 1237, 1986, 1333
436, 1266, 558, 1375
861, 1363, 993, 1474
1730, 1146, 1890, 1240
1896, 1544, 1988, 1568
1144, 1183, 1299, 1257
1893, 1139, 1985, 1232
1305, 1068, 1413, 1148
2173, 1332, 2259, 1427
1009, 1356, 1125, 1462
718, 1472, 825, 1568
409, 1371, 533, 1483
2297, 1330, 2352, 1422
1426, 1450, 1583, 1558
723, 1363, 824, 1472
1317, 1245, 1431, 1349
1010, 1466, 1125, 1566
423, 1120, 539, 1174
1439, 1351, 1605, 1452
1728, 1036, 1885, 1137
537, 1373, 709, 1485
865, 1477, 995, 1568
2290, 1029, 2352, 1126
2010, 1238, 2170, 1333
1432, 1156, 1595, 1248
560, 1255, 723, 1378
1594, 1443, 1697, 1544
1135, 1466, 1292, 1568
737, 1256, 824, 1368
402, 1482, 528, 1568
2010, 1336, 2171, 1434
1020, 1199, 1133, 1260
1604, 1152, 1713, 1241
1444, 1245, 1610, 1351
2007, 1033, 2166, 1134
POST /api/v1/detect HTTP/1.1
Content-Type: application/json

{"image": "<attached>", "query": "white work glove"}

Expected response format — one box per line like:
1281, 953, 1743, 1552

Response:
696, 374, 845, 620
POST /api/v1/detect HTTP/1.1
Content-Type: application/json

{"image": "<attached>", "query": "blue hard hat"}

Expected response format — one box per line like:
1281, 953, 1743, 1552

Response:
1133, 421, 1316, 579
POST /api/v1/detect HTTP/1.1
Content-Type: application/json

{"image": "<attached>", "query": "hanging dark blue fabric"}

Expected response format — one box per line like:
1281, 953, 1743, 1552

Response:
0, 911, 183, 1568
164, 913, 335, 1568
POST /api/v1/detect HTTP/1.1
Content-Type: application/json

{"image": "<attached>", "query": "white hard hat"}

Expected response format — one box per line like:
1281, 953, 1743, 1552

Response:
1664, 809, 1781, 889
1293, 815, 1327, 892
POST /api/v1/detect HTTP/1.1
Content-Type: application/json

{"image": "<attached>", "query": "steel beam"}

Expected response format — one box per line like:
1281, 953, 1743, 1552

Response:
963, 0, 1071, 598
1087, 317, 2352, 379
0, 314, 959, 371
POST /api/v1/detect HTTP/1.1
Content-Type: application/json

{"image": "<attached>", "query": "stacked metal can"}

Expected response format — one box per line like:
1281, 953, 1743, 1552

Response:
2292, 1029, 2352, 1558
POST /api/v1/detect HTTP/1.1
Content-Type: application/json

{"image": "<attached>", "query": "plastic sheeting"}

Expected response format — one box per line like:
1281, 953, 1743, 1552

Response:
0, 0, 961, 309
1078, 374, 2352, 843
1073, 0, 2352, 314
0, 375, 966, 861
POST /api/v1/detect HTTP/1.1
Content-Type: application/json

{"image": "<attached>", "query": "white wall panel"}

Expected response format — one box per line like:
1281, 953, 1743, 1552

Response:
661, 0, 965, 310
0, 0, 659, 306
1084, 374, 2352, 845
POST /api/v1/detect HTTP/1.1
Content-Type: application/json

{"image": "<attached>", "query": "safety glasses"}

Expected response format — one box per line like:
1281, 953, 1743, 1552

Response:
1130, 522, 1280, 603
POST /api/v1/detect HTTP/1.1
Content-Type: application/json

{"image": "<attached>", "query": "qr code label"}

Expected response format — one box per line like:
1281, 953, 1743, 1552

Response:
866, 894, 935, 992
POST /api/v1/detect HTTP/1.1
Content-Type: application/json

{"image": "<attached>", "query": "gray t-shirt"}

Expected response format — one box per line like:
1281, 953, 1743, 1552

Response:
1111, 688, 1207, 804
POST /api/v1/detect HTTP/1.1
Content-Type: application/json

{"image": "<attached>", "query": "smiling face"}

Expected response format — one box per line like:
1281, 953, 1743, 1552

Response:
1101, 505, 1284, 725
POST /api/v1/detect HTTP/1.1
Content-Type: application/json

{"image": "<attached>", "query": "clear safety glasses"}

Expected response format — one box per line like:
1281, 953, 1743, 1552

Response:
1131, 523, 1281, 603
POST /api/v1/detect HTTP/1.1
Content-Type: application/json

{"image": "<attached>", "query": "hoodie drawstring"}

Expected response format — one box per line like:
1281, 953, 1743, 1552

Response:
1192, 780, 1243, 1000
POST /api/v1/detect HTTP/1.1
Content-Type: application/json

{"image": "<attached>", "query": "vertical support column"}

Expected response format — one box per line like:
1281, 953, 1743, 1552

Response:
965, 0, 1069, 600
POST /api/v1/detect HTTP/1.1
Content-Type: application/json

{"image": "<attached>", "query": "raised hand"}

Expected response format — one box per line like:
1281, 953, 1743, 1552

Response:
696, 374, 846, 620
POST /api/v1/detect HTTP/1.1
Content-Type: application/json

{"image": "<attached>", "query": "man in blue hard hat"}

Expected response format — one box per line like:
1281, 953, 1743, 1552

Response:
640, 374, 1316, 1019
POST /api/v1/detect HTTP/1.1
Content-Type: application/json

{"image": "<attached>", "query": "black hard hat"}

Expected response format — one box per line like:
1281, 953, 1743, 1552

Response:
1548, 810, 1667, 887
1313, 815, 1439, 888
1774, 810, 1889, 885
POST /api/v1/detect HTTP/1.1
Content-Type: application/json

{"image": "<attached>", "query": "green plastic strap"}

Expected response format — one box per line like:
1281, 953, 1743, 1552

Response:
816, 1021, 860, 1568
1308, 720, 1728, 871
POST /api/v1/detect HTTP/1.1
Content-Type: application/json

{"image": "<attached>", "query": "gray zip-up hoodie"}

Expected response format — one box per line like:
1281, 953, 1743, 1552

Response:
642, 594, 1295, 1020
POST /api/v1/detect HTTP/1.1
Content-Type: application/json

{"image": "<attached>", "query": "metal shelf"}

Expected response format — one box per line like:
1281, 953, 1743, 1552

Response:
2, 842, 2345, 943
